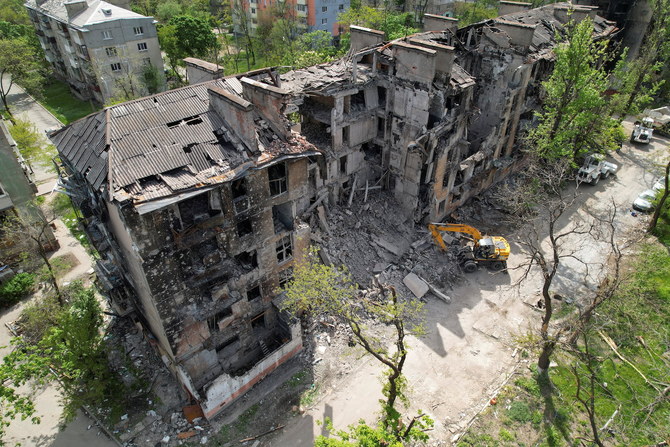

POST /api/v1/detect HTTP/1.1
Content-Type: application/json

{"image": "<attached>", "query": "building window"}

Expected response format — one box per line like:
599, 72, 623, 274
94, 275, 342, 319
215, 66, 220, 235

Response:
322, 6, 327, 11
296, 4, 306, 11
110, 62, 121, 72
339, 3, 344, 9
322, 18, 328, 24
137, 42, 148, 52
279, 267, 293, 289
247, 285, 262, 301
105, 47, 117, 57
251, 7, 256, 13
276, 235, 292, 264
237, 218, 253, 237
102, 30, 112, 40
268, 162, 287, 196
207, 307, 232, 332
133, 26, 143, 35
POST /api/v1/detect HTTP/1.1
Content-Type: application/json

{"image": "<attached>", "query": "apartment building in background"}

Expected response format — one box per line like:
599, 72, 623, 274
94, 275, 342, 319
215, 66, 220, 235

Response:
25, 0, 165, 104
233, 0, 350, 36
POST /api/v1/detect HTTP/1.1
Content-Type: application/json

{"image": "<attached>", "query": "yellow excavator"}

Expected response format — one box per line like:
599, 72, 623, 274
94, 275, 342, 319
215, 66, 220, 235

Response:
428, 223, 511, 273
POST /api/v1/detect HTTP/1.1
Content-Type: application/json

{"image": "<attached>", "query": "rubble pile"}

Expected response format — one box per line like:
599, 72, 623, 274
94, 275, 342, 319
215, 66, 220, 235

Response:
310, 191, 464, 301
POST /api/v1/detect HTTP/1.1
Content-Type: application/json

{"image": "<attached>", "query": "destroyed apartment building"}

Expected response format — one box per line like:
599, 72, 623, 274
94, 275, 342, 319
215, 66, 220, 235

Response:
49, 2, 617, 419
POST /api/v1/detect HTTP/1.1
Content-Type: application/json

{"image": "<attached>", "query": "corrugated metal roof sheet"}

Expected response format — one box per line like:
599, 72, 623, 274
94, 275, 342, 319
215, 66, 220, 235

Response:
52, 74, 319, 205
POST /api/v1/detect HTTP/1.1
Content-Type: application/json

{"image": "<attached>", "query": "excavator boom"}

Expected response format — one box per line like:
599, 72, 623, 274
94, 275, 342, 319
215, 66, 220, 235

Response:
428, 223, 484, 251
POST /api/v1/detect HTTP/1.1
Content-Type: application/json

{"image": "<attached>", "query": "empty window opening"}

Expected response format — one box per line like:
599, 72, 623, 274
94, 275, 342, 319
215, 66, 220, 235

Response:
351, 90, 366, 110
235, 250, 258, 269
178, 192, 214, 228
272, 202, 294, 233
339, 155, 347, 174
247, 285, 261, 301
279, 267, 293, 289
268, 163, 287, 196
236, 218, 253, 237
276, 235, 292, 264
251, 311, 266, 329
342, 126, 350, 146
377, 86, 386, 105
232, 178, 247, 198
232, 178, 250, 214
377, 117, 385, 138
208, 307, 233, 332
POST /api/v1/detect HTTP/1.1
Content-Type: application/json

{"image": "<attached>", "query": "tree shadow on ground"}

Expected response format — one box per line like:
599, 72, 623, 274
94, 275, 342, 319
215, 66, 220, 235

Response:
537, 372, 572, 447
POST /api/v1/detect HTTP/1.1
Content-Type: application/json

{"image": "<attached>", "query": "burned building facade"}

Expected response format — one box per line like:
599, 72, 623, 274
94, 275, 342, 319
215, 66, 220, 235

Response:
51, 2, 616, 418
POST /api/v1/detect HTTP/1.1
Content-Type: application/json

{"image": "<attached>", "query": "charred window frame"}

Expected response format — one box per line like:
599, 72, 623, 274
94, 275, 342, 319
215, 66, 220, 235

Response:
236, 218, 253, 237
279, 267, 293, 289
276, 235, 292, 264
247, 285, 262, 301
268, 162, 288, 197
207, 307, 233, 332
232, 177, 250, 214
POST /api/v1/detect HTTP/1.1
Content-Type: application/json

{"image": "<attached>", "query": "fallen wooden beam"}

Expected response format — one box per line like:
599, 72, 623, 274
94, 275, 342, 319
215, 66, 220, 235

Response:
239, 424, 285, 443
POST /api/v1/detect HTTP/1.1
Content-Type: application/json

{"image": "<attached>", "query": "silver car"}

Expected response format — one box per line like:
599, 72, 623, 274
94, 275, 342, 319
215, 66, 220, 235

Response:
633, 189, 658, 212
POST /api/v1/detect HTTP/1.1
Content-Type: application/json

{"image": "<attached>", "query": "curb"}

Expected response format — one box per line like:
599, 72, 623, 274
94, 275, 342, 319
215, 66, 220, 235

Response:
10, 82, 65, 128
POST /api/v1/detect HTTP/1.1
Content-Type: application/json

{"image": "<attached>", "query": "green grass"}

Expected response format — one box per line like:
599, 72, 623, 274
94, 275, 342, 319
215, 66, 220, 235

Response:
52, 193, 93, 252
459, 242, 670, 446
39, 80, 99, 124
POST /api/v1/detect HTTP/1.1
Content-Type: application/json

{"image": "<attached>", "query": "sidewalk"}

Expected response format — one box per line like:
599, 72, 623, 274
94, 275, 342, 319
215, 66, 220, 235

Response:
1, 77, 118, 447
3, 73, 63, 192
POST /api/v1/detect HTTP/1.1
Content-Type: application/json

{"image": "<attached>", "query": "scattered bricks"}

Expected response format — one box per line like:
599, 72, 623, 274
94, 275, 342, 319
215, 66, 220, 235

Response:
403, 272, 430, 299
177, 430, 197, 439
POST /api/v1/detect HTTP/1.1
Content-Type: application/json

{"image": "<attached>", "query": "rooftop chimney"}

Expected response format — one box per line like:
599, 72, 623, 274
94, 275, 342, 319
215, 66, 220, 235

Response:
349, 26, 385, 53
498, 1, 532, 16
240, 77, 291, 139
422, 14, 458, 33
208, 87, 258, 153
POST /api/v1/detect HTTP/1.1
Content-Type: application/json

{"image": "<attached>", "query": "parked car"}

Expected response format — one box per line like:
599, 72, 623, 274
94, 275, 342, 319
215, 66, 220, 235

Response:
653, 176, 666, 192
633, 189, 658, 212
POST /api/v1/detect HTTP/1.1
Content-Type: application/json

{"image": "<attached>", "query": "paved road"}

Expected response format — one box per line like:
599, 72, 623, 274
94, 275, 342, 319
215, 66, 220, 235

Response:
1, 77, 118, 447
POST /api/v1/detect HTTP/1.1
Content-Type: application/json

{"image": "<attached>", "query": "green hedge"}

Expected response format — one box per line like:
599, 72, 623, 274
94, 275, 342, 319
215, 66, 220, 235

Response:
0, 272, 35, 306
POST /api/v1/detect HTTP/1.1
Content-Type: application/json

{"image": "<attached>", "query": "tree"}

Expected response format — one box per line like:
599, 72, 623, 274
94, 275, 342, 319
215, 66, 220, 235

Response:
8, 117, 55, 167
527, 18, 619, 162
0, 38, 46, 118
1, 202, 61, 303
158, 15, 217, 83
338, 6, 418, 41
617, 0, 670, 114
648, 159, 670, 234
231, 0, 256, 70
281, 250, 432, 443
452, 0, 498, 27
1, 282, 124, 429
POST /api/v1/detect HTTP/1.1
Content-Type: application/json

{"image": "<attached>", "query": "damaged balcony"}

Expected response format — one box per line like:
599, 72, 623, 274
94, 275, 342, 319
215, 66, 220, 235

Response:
196, 308, 302, 418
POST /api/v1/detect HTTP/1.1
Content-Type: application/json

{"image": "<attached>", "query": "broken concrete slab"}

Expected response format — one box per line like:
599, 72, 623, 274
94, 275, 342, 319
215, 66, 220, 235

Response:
372, 262, 387, 273
372, 236, 404, 257
403, 272, 430, 299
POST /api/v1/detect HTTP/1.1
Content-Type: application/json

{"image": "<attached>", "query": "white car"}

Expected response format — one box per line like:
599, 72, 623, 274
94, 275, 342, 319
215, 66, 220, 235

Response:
653, 177, 666, 192
633, 189, 658, 212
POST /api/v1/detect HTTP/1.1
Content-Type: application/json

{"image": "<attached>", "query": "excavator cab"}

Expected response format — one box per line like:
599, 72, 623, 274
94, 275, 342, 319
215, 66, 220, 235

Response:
428, 223, 510, 272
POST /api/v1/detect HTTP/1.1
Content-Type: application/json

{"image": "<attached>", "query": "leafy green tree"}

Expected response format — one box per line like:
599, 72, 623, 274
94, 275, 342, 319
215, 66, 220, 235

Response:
338, 6, 418, 41
452, 1, 498, 26
0, 0, 30, 26
156, 0, 182, 22
1, 283, 123, 427
8, 117, 55, 167
527, 18, 618, 162
158, 14, 217, 82
0, 38, 46, 118
281, 250, 432, 443
231, 0, 256, 69
614, 0, 670, 114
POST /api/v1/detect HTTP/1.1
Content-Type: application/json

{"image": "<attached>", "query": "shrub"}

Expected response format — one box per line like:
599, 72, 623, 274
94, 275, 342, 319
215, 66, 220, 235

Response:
507, 401, 532, 423
0, 272, 35, 306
